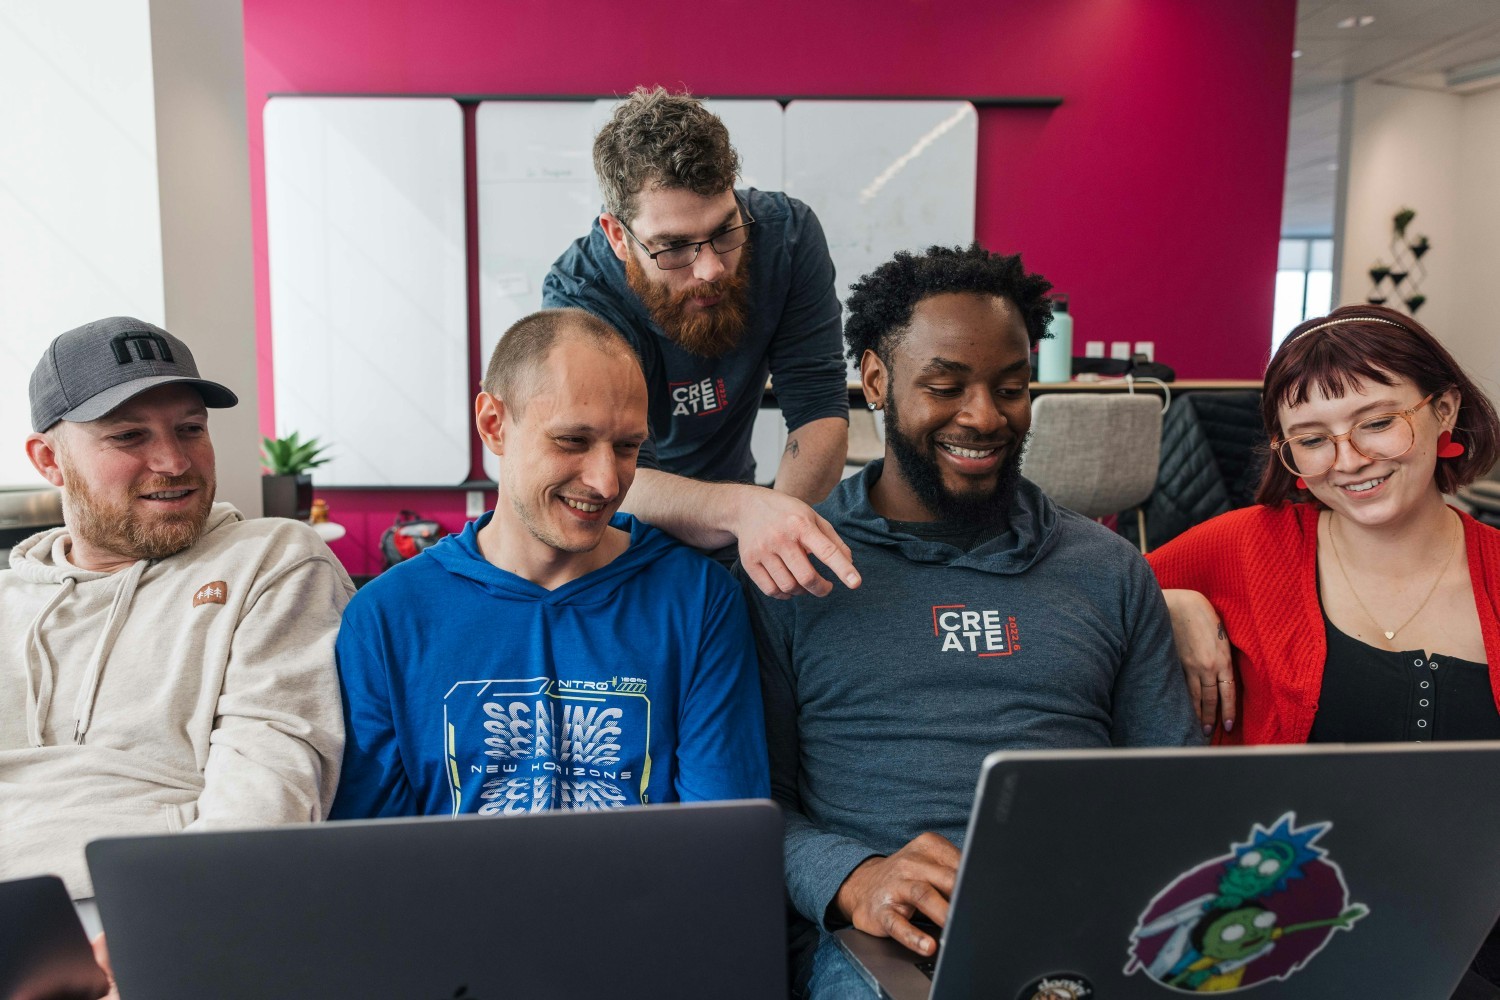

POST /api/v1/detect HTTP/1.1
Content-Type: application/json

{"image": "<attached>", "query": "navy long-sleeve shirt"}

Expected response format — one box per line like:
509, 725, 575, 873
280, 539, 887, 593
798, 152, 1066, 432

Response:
543, 188, 848, 484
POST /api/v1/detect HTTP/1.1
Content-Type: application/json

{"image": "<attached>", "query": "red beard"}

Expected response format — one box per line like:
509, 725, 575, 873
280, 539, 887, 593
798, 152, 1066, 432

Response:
624, 244, 751, 358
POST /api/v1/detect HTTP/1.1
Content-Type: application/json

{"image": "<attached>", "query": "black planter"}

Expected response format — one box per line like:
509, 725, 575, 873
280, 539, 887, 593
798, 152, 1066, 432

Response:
262, 473, 313, 520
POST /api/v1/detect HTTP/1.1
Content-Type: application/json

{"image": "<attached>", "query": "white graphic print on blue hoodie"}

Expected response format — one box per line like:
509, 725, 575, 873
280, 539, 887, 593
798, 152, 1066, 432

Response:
331, 512, 769, 819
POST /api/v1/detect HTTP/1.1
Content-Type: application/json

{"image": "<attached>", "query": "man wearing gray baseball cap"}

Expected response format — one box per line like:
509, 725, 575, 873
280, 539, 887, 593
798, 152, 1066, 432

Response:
1, 317, 353, 980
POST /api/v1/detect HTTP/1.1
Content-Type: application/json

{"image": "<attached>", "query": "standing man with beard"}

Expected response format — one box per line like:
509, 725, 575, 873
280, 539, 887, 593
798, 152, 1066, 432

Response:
1, 317, 350, 939
543, 87, 859, 600
740, 246, 1200, 998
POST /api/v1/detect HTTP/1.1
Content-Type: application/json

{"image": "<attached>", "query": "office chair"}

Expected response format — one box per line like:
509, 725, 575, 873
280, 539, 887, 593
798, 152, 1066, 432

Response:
1021, 392, 1164, 552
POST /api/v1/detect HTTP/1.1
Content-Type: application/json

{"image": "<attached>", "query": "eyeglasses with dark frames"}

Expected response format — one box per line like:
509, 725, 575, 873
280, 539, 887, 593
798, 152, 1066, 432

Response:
1272, 394, 1436, 478
621, 213, 756, 271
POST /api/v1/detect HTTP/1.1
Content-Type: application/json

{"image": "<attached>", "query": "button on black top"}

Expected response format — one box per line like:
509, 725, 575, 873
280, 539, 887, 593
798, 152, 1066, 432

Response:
1309, 614, 1500, 743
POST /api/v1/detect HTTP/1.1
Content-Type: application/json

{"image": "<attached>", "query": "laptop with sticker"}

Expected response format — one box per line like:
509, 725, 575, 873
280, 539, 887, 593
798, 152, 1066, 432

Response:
87, 800, 783, 1000
835, 744, 1500, 1000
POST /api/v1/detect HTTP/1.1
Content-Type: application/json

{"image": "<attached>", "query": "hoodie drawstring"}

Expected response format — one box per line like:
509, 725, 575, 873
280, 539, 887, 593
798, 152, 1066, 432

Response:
23, 576, 77, 747
71, 559, 148, 744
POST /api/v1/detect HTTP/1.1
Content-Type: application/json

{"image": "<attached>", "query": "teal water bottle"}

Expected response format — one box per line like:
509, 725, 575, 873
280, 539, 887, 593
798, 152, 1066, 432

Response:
1038, 295, 1073, 382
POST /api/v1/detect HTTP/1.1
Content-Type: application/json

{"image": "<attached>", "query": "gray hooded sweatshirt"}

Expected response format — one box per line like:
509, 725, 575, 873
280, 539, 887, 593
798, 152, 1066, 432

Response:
0, 503, 352, 897
742, 462, 1202, 928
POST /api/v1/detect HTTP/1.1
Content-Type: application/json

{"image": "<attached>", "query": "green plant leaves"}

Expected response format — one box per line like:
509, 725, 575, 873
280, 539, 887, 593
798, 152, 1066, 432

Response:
260, 431, 332, 475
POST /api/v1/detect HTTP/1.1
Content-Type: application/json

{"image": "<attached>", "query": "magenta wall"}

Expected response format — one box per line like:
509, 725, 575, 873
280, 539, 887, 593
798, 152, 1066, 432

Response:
243, 0, 1296, 575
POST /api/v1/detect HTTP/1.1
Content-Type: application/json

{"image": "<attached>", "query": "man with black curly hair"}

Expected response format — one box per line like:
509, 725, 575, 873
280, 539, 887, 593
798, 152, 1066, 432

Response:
544, 87, 858, 601
742, 245, 1200, 997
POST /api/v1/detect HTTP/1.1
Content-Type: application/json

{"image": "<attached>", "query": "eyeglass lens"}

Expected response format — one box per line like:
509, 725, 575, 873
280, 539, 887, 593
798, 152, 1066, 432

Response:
653, 224, 751, 270
1280, 413, 1416, 477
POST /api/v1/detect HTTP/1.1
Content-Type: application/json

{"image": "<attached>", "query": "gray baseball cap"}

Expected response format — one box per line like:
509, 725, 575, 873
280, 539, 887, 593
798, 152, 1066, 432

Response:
29, 316, 238, 432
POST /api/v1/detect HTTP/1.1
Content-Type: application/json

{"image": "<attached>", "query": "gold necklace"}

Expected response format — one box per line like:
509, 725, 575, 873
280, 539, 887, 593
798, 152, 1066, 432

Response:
1326, 510, 1461, 642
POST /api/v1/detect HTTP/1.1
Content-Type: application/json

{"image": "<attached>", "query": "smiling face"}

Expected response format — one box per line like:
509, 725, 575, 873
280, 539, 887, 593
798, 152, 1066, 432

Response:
33, 383, 216, 570
1277, 372, 1456, 528
484, 336, 649, 563
863, 291, 1033, 523
603, 186, 750, 357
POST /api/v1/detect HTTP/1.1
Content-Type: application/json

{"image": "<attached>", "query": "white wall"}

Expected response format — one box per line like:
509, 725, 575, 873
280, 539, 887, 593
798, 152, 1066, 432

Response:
149, 0, 260, 515
1339, 81, 1461, 332
1340, 79, 1500, 404
0, 0, 260, 512
0, 0, 164, 488
1452, 85, 1500, 402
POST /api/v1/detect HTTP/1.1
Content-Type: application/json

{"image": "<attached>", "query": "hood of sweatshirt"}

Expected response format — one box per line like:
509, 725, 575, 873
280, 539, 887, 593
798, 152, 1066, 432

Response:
11, 502, 244, 747
820, 459, 1062, 576
426, 511, 678, 604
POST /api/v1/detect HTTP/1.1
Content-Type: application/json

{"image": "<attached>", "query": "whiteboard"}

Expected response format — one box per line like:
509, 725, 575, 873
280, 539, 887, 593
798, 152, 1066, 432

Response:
264, 97, 469, 486
784, 101, 978, 377
0, 0, 164, 488
476, 104, 600, 390
477, 99, 784, 481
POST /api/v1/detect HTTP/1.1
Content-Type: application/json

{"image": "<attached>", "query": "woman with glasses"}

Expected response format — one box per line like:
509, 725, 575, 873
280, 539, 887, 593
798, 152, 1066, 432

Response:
1148, 305, 1500, 746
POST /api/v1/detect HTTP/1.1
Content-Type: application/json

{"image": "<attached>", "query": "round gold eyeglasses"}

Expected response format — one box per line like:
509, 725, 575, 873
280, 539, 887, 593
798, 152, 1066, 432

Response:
1273, 394, 1434, 478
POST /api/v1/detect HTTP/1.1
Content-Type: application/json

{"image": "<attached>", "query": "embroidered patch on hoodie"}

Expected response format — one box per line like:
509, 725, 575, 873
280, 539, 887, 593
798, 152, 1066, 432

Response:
193, 581, 228, 607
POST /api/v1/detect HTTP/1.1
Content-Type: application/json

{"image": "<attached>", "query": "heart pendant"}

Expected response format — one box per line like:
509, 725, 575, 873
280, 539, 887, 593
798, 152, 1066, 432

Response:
1384, 631, 1395, 640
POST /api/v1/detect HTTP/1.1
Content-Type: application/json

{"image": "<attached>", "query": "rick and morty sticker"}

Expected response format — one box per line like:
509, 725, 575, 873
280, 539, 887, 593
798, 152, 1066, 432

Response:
1124, 812, 1367, 993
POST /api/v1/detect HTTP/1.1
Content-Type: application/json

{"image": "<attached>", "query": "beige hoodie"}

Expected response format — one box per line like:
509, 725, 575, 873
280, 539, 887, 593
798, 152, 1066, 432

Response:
0, 503, 352, 897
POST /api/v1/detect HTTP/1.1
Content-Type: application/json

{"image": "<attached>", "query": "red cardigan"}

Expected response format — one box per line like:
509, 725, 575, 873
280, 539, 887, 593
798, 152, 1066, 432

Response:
1146, 503, 1500, 745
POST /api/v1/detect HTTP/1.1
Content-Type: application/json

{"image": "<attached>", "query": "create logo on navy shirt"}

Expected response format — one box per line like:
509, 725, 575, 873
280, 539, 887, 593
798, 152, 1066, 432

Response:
932, 604, 1020, 657
670, 376, 728, 417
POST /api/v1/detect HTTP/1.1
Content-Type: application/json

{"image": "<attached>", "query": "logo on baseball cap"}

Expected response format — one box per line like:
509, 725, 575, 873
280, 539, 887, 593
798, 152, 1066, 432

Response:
29, 317, 238, 432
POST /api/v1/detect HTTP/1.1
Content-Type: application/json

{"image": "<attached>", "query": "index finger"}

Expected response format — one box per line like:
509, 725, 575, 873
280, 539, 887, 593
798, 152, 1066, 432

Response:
882, 902, 941, 956
906, 877, 953, 929
773, 548, 834, 598
801, 515, 860, 590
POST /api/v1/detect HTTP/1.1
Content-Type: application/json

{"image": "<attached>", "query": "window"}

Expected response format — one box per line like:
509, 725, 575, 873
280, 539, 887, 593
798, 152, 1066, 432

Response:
1272, 238, 1334, 351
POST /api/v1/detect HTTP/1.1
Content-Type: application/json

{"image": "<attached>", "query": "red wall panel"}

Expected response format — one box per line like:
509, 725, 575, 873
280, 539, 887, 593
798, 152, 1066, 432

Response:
243, 0, 1296, 574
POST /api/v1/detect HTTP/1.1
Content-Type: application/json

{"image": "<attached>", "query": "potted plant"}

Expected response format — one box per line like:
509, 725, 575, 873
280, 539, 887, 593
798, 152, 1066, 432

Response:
261, 432, 332, 520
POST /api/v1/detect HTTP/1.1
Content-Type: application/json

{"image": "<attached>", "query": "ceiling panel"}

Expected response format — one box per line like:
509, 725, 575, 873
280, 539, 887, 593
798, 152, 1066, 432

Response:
1283, 0, 1500, 235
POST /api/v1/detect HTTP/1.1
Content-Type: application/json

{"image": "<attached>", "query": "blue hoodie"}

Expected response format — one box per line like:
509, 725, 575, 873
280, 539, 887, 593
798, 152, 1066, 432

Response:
332, 513, 769, 819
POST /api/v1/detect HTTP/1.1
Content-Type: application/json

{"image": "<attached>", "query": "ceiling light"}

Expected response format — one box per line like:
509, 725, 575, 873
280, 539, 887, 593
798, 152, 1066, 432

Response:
1293, 49, 1303, 58
1337, 15, 1374, 28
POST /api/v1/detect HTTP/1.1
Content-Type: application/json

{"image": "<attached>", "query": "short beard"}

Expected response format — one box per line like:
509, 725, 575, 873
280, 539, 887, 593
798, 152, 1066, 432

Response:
624, 242, 751, 358
883, 390, 1025, 526
506, 489, 604, 555
61, 458, 214, 562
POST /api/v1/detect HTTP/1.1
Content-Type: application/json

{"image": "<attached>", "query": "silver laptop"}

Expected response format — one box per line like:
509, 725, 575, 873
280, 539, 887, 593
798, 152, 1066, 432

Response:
87, 800, 784, 1000
0, 874, 109, 1000
837, 744, 1500, 1000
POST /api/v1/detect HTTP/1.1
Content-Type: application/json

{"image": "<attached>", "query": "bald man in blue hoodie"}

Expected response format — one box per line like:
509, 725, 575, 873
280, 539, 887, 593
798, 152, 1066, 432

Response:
332, 308, 768, 818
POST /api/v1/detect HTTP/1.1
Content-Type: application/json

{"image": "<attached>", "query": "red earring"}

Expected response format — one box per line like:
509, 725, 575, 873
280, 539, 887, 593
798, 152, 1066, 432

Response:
1295, 476, 1307, 490
1437, 430, 1466, 459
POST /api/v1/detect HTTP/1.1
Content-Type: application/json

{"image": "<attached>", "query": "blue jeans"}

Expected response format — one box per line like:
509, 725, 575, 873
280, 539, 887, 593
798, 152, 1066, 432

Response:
807, 933, 880, 999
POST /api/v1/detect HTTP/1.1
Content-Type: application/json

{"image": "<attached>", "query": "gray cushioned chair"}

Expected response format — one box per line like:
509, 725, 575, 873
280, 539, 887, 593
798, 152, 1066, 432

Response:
1021, 392, 1164, 551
